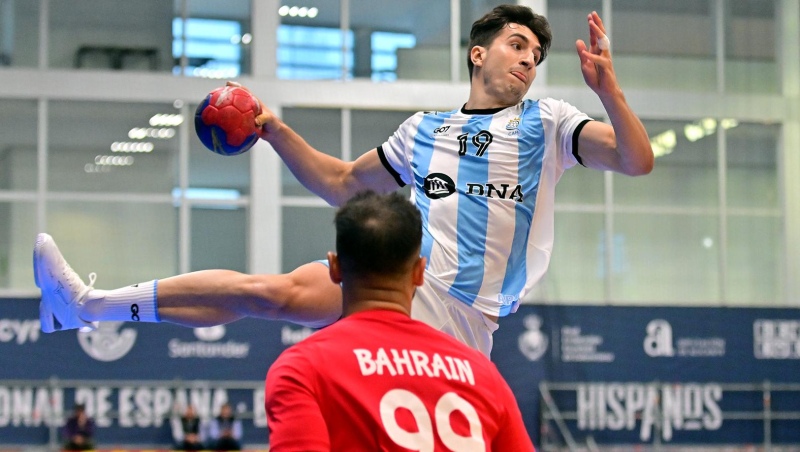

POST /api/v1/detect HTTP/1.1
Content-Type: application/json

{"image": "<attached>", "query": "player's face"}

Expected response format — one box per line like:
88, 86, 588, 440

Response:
478, 23, 541, 105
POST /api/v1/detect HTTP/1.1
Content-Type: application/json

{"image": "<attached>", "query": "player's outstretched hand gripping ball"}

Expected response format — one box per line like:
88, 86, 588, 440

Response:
195, 86, 261, 156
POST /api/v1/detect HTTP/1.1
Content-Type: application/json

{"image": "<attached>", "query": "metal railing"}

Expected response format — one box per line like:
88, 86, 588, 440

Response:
539, 380, 800, 452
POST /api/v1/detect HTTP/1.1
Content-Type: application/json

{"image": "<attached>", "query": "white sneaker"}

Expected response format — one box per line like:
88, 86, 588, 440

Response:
33, 233, 98, 333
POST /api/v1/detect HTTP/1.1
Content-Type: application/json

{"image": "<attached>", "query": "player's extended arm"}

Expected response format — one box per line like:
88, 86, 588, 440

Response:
574, 11, 654, 176
264, 124, 397, 206
228, 83, 398, 206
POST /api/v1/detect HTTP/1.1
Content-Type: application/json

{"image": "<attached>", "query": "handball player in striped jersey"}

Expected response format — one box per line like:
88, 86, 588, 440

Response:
35, 5, 652, 358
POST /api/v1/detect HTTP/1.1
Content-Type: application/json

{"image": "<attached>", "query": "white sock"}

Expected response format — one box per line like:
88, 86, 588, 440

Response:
81, 280, 161, 323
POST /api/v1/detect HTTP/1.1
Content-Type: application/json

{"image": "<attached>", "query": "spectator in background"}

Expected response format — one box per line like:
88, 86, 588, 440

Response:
208, 402, 243, 450
171, 404, 206, 451
62, 403, 95, 451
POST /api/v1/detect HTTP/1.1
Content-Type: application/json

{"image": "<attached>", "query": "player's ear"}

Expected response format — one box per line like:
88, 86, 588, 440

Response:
470, 46, 486, 69
412, 256, 426, 287
328, 252, 342, 284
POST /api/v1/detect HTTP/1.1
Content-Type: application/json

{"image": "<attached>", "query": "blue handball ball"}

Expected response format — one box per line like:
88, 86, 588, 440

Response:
194, 86, 261, 156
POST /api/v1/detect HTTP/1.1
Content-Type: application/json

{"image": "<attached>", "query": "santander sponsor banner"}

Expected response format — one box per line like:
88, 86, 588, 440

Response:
2, 298, 800, 447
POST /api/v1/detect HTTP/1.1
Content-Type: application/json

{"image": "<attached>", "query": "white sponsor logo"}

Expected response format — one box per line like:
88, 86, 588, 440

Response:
194, 325, 226, 342
644, 319, 725, 358
577, 383, 723, 441
518, 315, 548, 361
644, 320, 674, 357
0, 319, 40, 344
561, 326, 614, 362
498, 294, 518, 306
169, 325, 250, 359
78, 322, 137, 362
281, 325, 315, 345
754, 319, 800, 359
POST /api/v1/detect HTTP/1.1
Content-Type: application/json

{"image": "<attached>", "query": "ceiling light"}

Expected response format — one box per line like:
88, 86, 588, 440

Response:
650, 130, 676, 158
128, 128, 175, 140
684, 124, 704, 142
84, 164, 112, 173
95, 155, 135, 166
112, 141, 155, 152
150, 113, 183, 127
281, 5, 318, 19
700, 118, 717, 133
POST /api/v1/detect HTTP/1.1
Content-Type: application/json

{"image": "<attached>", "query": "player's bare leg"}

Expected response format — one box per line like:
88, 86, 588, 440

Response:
35, 232, 342, 332
154, 263, 342, 328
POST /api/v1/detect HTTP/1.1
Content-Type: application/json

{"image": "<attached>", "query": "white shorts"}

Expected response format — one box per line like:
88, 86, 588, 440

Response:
411, 281, 499, 358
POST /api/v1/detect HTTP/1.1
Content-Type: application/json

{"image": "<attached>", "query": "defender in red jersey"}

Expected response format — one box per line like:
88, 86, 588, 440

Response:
265, 191, 534, 451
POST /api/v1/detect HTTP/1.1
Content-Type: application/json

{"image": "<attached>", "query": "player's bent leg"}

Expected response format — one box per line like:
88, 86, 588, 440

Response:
155, 262, 342, 329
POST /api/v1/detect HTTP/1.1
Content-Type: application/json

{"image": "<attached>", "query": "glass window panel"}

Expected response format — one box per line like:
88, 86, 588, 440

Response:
281, 108, 341, 197
555, 166, 605, 205
351, 109, 416, 198
531, 212, 605, 303
190, 206, 247, 273
726, 122, 779, 209
1, 200, 36, 290
371, 31, 417, 81
351, 109, 417, 156
546, 0, 608, 87
173, 0, 252, 77
0, 99, 38, 190
48, 101, 179, 193
612, 213, 720, 304
347, 0, 450, 81
279, 1, 348, 80
725, 0, 778, 94
612, 0, 716, 91
726, 215, 782, 305
277, 40, 354, 67
282, 206, 335, 273
50, 0, 172, 71
549, 1, 720, 91
45, 201, 178, 288
615, 119, 718, 208
1, 0, 39, 68
188, 101, 251, 194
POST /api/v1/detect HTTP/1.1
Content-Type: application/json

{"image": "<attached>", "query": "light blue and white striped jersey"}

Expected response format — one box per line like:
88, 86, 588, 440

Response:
378, 98, 592, 317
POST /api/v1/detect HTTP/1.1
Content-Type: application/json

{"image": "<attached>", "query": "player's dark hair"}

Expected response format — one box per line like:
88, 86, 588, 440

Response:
467, 4, 552, 79
335, 191, 422, 277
